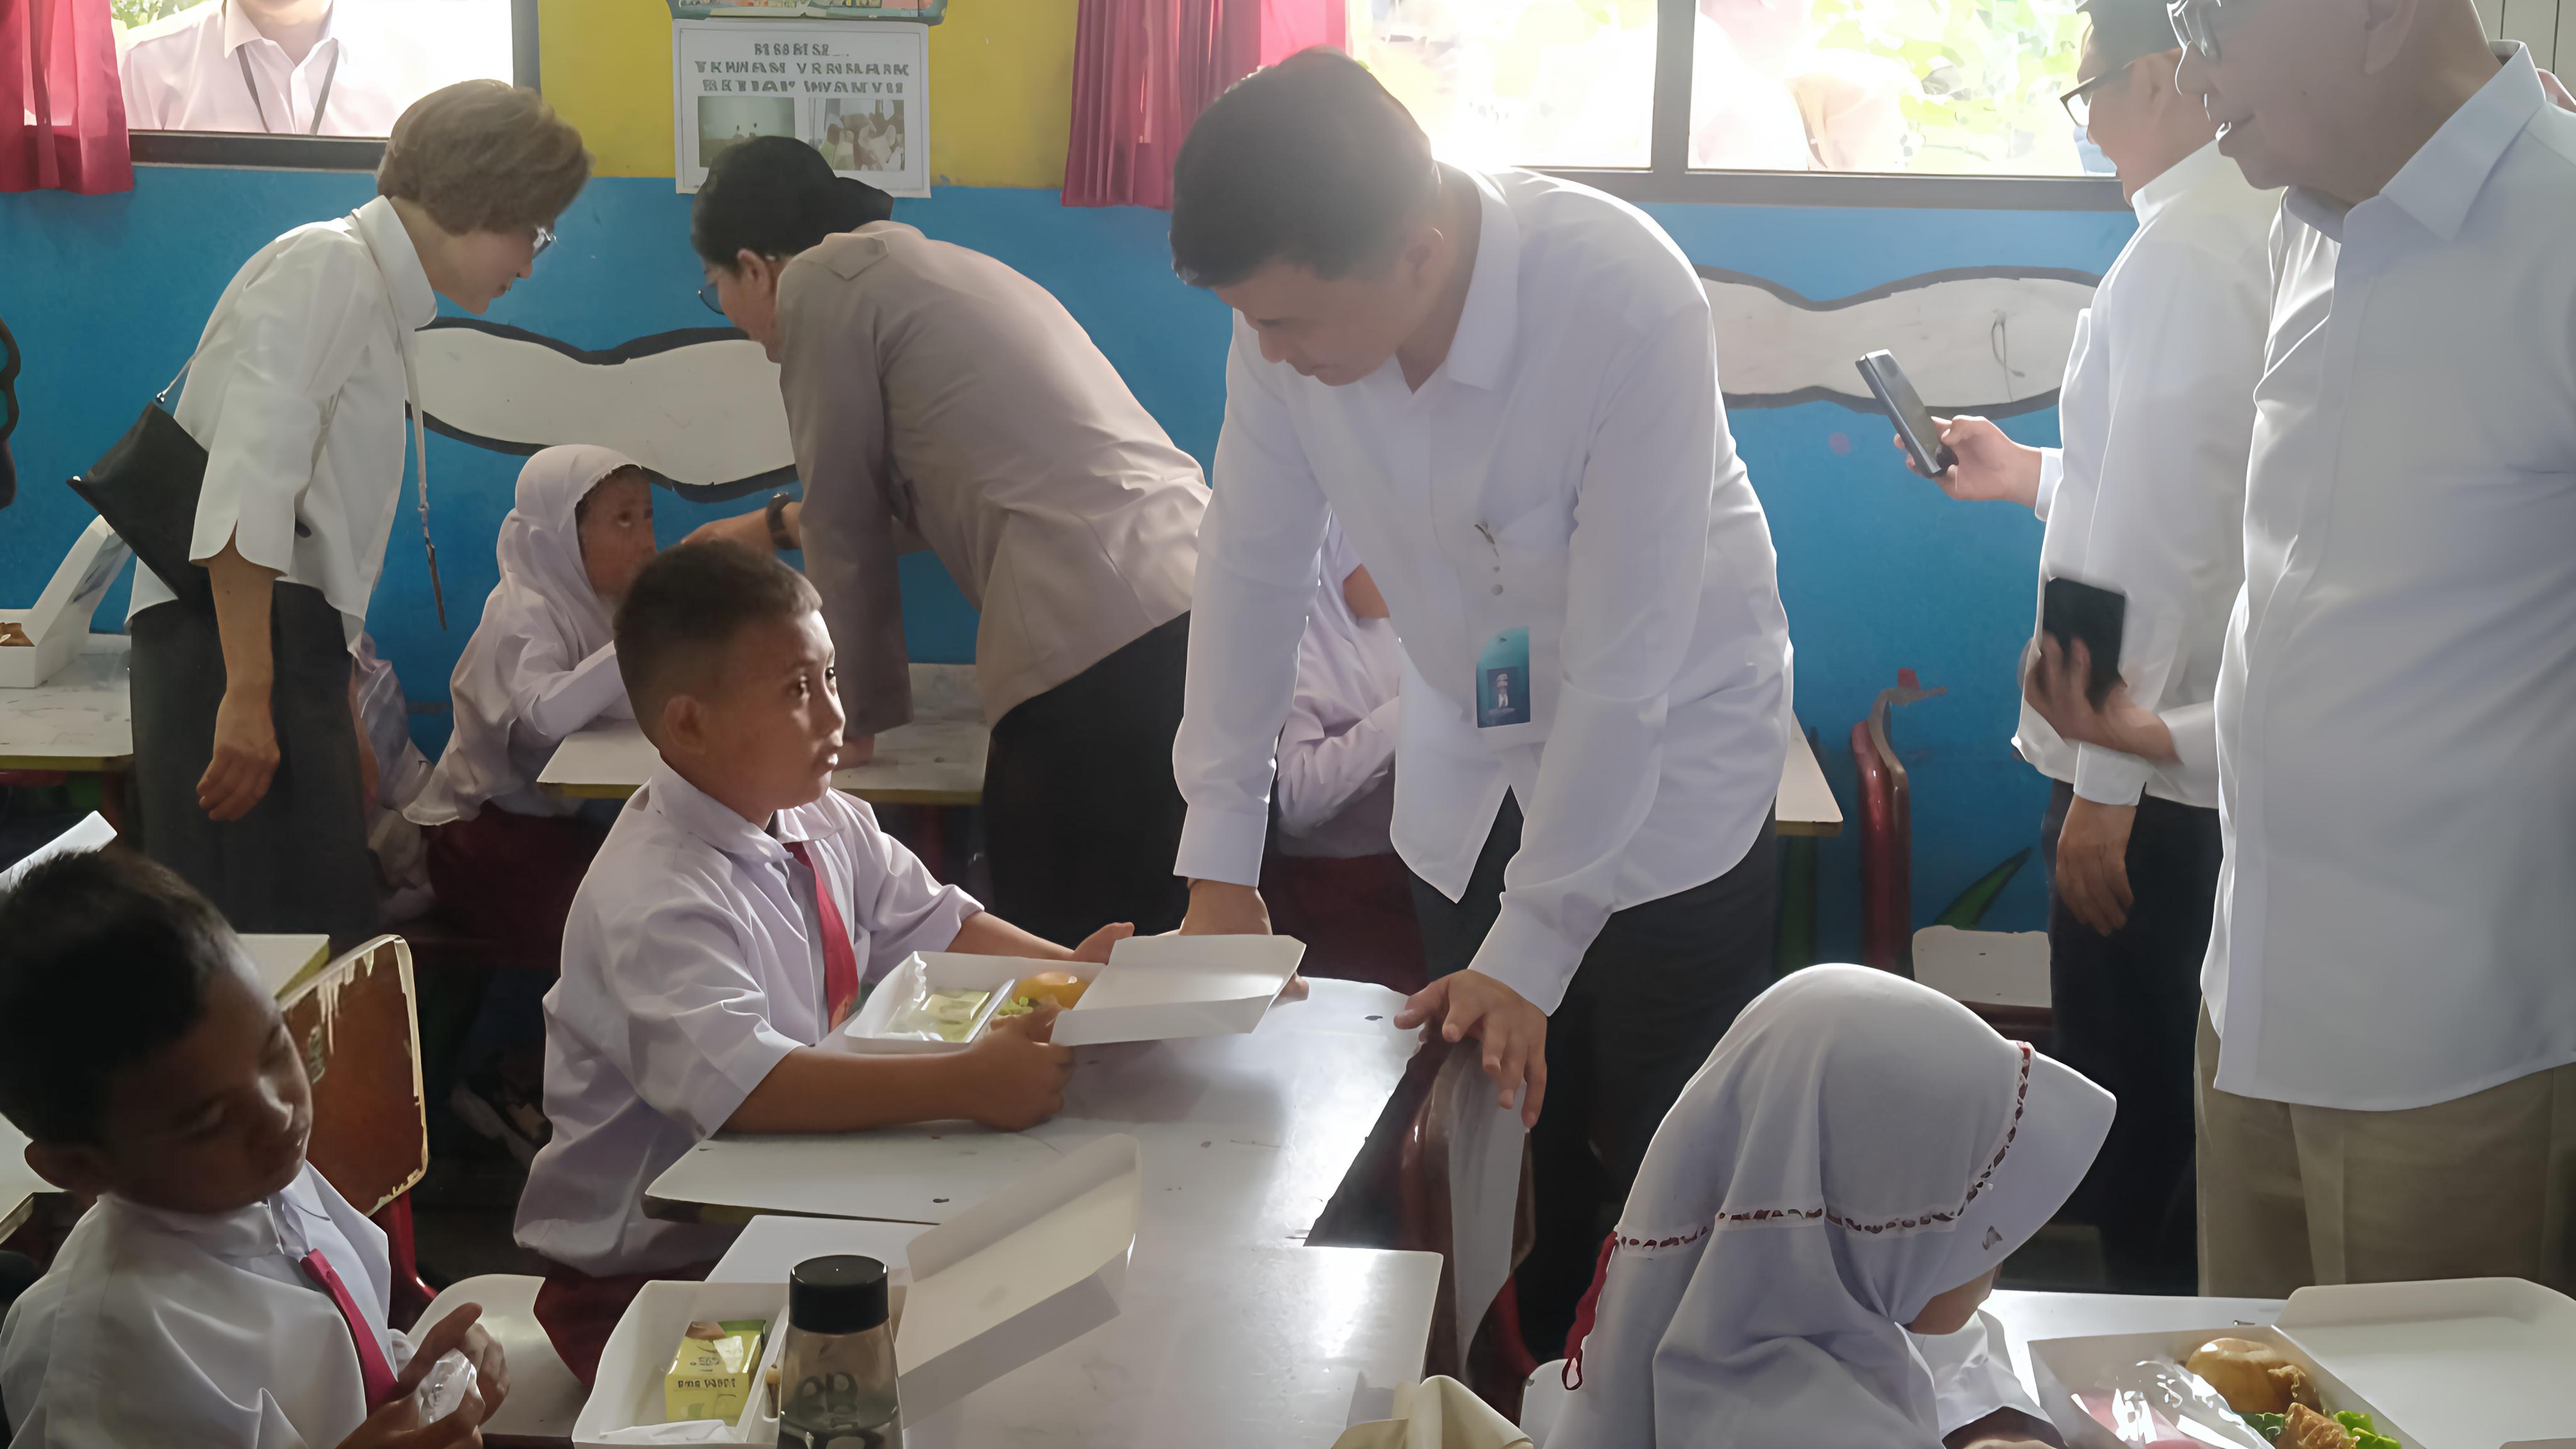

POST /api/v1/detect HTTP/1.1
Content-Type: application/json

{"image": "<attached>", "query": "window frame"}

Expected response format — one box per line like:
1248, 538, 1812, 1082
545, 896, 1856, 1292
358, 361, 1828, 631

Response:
1535, 0, 2127, 210
126, 0, 541, 170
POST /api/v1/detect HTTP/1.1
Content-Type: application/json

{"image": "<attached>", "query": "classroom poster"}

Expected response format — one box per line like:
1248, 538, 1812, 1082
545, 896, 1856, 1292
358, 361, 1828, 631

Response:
672, 19, 930, 196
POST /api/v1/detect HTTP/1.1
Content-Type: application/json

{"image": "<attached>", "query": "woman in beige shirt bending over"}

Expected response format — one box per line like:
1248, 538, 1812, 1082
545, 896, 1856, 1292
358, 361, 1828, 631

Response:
687, 137, 1209, 943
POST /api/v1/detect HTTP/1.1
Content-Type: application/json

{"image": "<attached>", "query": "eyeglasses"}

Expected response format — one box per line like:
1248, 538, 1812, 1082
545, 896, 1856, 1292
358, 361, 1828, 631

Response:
2167, 0, 2226, 62
697, 282, 724, 316
531, 223, 557, 260
2060, 71, 2113, 130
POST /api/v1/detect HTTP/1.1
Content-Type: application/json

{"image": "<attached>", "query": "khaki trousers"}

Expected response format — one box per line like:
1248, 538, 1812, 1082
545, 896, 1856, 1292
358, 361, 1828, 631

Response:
2196, 1007, 2576, 1297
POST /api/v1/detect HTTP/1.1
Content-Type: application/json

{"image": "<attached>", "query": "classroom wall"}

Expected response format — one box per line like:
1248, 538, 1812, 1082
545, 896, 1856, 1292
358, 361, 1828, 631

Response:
0, 1, 2138, 955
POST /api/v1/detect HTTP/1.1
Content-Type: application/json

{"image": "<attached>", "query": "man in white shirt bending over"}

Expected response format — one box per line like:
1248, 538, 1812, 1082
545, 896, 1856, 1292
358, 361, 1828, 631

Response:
1167, 50, 1794, 1359
2031, 1, 2576, 1295
121, 0, 404, 136
1921, 0, 2274, 1294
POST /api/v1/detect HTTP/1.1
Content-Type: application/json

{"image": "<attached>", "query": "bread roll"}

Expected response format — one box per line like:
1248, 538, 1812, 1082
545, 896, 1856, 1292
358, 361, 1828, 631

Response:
2185, 1337, 2321, 1414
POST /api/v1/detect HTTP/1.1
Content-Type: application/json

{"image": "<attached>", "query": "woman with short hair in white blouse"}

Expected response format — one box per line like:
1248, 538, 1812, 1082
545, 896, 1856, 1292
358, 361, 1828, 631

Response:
128, 80, 587, 946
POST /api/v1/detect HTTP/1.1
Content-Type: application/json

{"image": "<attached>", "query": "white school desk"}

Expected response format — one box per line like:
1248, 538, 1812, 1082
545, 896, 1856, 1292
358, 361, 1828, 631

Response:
539, 662, 985, 807
536, 658, 1847, 835
0, 933, 330, 1242
0, 635, 132, 772
645, 979, 1418, 1245
711, 1215, 1443, 1449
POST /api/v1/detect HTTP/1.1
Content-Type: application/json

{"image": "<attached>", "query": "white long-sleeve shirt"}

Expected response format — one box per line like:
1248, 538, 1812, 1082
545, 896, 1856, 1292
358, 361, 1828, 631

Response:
1175, 168, 1794, 1014
2194, 43, 2576, 1111
2012, 142, 2276, 810
2, 1164, 410, 1448
128, 195, 434, 650
118, 0, 402, 136
514, 764, 978, 1275
1275, 523, 1405, 859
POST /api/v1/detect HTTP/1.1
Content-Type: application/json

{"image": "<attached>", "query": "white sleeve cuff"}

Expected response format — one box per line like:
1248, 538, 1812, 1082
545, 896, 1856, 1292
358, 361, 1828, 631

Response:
2072, 744, 2150, 807
1465, 901, 1582, 1016
2033, 447, 2065, 521
1173, 802, 1270, 889
2161, 701, 2218, 795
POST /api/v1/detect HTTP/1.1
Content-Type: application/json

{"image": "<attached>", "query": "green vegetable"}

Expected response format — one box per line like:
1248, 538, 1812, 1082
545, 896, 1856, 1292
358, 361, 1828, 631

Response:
2245, 1412, 2287, 1443
2334, 1411, 2399, 1449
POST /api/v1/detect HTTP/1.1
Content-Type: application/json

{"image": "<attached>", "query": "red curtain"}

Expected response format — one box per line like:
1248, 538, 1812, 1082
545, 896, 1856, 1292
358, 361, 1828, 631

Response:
1063, 0, 1345, 209
3, 0, 133, 194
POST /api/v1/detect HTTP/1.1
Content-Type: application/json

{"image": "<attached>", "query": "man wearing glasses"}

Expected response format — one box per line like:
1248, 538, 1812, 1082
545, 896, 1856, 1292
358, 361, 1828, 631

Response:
2033, 0, 2576, 1296
1915, 0, 2274, 1296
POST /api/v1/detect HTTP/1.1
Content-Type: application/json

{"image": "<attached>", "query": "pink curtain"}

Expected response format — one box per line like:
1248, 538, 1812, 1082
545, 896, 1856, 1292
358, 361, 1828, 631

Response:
1063, 0, 1345, 209
3, 0, 133, 194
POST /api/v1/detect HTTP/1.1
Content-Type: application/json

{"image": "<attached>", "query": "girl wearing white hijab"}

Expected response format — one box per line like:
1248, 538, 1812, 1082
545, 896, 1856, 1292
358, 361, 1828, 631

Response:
1550, 963, 2111, 1448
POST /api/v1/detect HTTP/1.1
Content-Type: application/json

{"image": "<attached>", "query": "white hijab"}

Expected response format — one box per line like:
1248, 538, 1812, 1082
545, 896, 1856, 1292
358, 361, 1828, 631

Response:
1552, 965, 2112, 1448
408, 446, 636, 824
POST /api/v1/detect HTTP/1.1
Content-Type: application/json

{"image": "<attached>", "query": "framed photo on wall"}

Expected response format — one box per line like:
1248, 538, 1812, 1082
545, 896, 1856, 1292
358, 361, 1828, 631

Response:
672, 19, 930, 196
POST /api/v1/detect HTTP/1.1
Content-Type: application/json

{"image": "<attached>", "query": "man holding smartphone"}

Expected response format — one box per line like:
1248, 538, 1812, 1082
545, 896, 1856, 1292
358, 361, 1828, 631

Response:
1165, 51, 1794, 1360
1916, 0, 2275, 1292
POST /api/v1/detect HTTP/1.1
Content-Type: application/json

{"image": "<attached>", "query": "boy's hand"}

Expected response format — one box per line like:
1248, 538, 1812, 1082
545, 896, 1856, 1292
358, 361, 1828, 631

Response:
963, 1010, 1074, 1130
399, 1304, 509, 1419
1069, 923, 1132, 964
335, 1383, 486, 1449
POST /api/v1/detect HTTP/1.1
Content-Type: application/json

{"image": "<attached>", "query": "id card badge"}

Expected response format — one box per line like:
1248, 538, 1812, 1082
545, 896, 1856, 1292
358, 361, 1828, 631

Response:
1476, 628, 1533, 728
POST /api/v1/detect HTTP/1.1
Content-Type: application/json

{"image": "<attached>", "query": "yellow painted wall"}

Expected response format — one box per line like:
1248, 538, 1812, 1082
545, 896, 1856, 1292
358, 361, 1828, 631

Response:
540, 0, 1078, 187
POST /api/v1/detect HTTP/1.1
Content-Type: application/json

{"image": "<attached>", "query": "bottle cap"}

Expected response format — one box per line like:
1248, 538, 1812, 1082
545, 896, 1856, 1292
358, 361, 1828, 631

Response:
789, 1255, 891, 1335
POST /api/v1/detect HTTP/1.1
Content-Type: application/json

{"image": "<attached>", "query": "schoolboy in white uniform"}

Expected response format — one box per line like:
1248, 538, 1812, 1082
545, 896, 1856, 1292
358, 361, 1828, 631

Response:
0, 848, 504, 1448
513, 542, 1126, 1380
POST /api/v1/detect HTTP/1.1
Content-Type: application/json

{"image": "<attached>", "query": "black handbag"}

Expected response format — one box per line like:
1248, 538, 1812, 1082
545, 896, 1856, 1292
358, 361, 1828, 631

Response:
67, 374, 215, 607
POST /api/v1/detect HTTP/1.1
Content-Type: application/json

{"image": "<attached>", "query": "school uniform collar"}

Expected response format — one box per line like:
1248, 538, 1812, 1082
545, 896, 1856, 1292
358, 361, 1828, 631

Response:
642, 760, 837, 864
106, 1168, 329, 1263
2129, 139, 2229, 228
1435, 169, 1523, 394
222, 0, 341, 61
2286, 42, 2539, 243
352, 196, 438, 333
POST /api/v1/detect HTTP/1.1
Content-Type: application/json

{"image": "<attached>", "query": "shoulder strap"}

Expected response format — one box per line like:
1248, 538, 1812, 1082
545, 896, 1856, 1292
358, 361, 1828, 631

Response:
349, 212, 447, 630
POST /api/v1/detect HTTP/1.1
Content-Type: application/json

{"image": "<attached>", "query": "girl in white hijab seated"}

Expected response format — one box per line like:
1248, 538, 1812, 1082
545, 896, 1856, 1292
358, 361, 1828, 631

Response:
1549, 963, 2112, 1448
406, 446, 661, 1154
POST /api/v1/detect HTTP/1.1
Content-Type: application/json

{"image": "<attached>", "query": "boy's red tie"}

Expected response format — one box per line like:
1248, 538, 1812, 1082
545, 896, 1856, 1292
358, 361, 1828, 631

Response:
783, 839, 860, 1028
300, 1247, 401, 1408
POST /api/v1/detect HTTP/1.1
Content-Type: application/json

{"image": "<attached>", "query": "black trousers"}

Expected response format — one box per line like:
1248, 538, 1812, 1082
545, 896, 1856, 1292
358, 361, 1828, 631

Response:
1413, 797, 1778, 1360
981, 612, 1192, 946
130, 584, 379, 948
2040, 779, 2222, 1293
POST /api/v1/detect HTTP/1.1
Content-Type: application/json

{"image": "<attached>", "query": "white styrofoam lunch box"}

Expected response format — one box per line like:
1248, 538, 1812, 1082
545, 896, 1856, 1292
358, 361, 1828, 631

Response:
836, 935, 1306, 1053
0, 518, 130, 690
574, 1134, 1143, 1447
2031, 1277, 2576, 1449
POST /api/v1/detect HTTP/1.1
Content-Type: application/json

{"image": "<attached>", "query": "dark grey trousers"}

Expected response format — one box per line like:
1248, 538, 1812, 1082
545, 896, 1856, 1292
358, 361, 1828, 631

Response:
130, 583, 379, 948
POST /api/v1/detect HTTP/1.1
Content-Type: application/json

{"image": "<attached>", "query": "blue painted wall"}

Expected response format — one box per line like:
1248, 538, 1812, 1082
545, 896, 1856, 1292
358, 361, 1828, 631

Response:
0, 170, 2133, 954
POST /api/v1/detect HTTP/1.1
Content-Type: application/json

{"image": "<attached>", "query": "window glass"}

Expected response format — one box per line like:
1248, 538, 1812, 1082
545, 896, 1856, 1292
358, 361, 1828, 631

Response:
1345, 0, 1660, 170
1689, 0, 2104, 175
111, 0, 514, 138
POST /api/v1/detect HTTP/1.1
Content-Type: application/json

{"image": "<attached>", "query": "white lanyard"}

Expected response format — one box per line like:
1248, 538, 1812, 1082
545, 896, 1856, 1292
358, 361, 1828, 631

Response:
231, 0, 340, 136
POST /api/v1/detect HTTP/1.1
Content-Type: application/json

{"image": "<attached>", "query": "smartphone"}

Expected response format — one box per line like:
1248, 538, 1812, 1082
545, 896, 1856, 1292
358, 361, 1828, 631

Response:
2040, 576, 2128, 708
1856, 350, 1957, 477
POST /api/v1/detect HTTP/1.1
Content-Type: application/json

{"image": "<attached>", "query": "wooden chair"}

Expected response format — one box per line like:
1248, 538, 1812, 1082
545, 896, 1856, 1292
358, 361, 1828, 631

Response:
1850, 669, 1945, 975
288, 935, 436, 1326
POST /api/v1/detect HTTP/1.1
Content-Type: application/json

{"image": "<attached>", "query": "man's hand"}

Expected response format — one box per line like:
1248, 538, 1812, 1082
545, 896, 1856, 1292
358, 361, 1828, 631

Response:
2023, 636, 2177, 763
1896, 415, 2043, 509
1179, 879, 1271, 936
400, 1304, 509, 1420
683, 509, 779, 553
1068, 923, 1133, 964
960, 1009, 1074, 1130
199, 686, 281, 821
2055, 794, 2136, 936
1394, 970, 1547, 1128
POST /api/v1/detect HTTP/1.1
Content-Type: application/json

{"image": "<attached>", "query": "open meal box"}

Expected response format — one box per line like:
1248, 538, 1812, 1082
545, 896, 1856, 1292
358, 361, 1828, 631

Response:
2030, 1277, 2576, 1449
835, 934, 1307, 1053
575, 1133, 1142, 1447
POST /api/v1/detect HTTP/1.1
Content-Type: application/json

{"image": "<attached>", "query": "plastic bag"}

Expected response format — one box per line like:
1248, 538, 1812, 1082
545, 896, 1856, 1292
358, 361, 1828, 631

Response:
2072, 1360, 2272, 1449
413, 1348, 479, 1423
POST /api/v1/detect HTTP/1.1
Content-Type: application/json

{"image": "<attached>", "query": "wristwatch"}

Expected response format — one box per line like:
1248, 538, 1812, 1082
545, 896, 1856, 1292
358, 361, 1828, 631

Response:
764, 491, 797, 552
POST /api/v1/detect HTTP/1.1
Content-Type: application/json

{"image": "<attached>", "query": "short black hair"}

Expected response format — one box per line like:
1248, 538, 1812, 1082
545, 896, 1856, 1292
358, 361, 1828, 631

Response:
0, 849, 238, 1145
1170, 49, 1441, 289
691, 135, 895, 270
616, 540, 823, 734
2082, 0, 2184, 73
